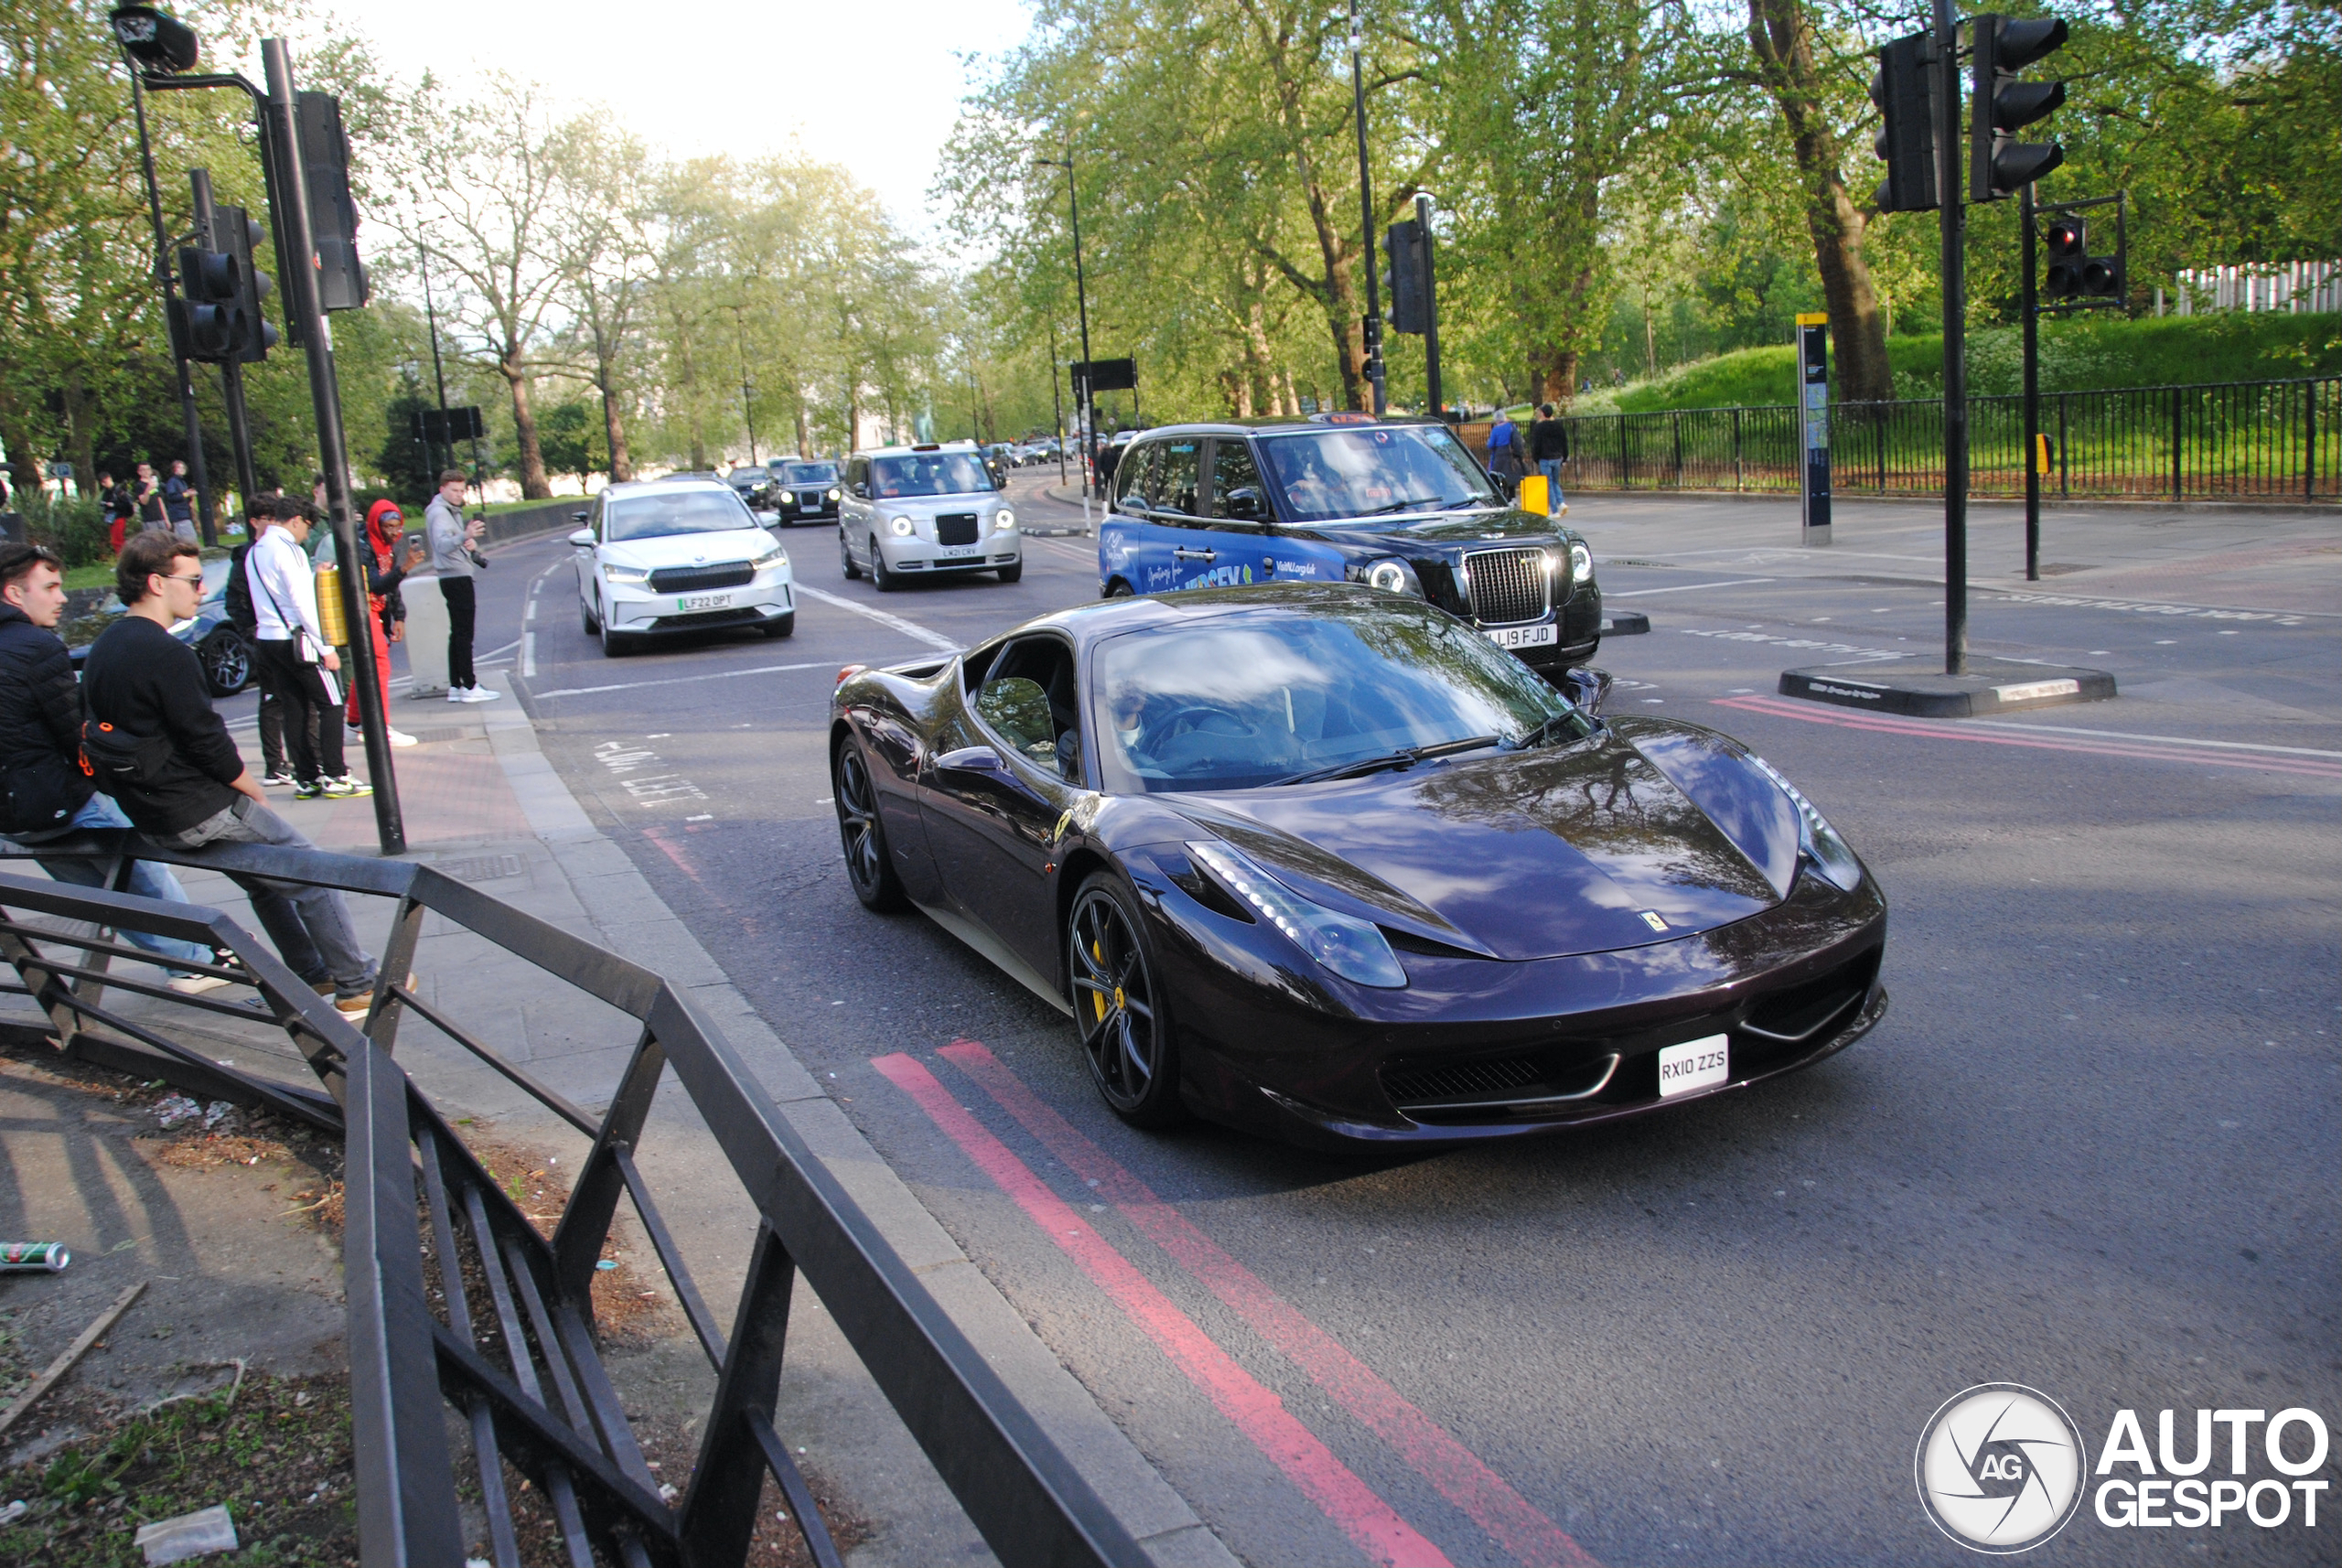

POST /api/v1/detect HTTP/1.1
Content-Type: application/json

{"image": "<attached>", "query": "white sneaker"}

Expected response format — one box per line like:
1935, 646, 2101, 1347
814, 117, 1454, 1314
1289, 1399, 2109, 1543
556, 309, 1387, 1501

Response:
447, 686, 471, 703
389, 728, 419, 747
460, 685, 502, 703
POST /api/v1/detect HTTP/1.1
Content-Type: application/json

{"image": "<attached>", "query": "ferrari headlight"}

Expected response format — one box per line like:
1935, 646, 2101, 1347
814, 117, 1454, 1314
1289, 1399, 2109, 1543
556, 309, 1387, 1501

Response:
1569, 541, 1594, 583
1360, 557, 1422, 596
994, 509, 1017, 532
603, 564, 650, 585
1187, 841, 1408, 988
888, 514, 916, 537
1751, 757, 1863, 891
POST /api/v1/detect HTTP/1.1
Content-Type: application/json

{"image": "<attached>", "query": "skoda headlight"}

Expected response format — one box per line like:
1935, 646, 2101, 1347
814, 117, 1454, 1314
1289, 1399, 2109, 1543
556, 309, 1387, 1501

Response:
1360, 557, 1423, 596
1187, 841, 1408, 988
1569, 541, 1594, 583
887, 514, 916, 537
1751, 757, 1863, 892
749, 540, 789, 570
603, 564, 650, 585
994, 508, 1017, 532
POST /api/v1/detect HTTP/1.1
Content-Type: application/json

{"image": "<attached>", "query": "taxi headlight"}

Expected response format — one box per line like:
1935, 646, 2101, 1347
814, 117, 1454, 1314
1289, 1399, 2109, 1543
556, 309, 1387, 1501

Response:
827, 487, 842, 501
1570, 541, 1594, 583
888, 514, 915, 537
994, 509, 1016, 532
1361, 557, 1422, 596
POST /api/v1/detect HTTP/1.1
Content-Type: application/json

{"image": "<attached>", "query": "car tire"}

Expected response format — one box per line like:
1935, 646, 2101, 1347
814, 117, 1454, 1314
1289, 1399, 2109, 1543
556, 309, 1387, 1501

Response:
599, 609, 637, 658
997, 561, 1023, 584
1069, 871, 1186, 1128
762, 611, 796, 639
581, 596, 601, 635
1103, 578, 1135, 599
197, 628, 252, 697
834, 742, 908, 912
870, 542, 897, 593
841, 533, 860, 579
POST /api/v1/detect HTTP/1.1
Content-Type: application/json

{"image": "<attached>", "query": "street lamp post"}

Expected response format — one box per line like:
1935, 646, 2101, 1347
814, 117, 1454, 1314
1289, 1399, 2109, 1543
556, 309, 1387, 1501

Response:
1036, 153, 1096, 500
1348, 0, 1386, 416
727, 303, 758, 465
1048, 316, 1068, 486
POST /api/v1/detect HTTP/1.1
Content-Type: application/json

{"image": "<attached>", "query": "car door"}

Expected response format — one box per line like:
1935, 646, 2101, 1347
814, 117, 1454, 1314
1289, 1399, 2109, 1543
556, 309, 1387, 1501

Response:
1184, 435, 1278, 589
919, 635, 1086, 981
840, 456, 874, 564
1099, 441, 1173, 594
1147, 438, 1233, 589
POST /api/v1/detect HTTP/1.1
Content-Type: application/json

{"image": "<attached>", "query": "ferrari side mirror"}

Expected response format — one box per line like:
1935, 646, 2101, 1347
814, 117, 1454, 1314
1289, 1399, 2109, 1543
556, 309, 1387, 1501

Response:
935, 746, 1004, 773
1563, 667, 1613, 715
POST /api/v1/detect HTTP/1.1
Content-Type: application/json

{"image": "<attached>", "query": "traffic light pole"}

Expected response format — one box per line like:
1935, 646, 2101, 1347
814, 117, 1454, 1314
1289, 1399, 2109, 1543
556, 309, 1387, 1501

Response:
124, 57, 219, 546
1417, 194, 1443, 418
1934, 0, 1969, 676
1349, 0, 1385, 416
262, 38, 403, 856
188, 170, 261, 511
2021, 182, 2041, 582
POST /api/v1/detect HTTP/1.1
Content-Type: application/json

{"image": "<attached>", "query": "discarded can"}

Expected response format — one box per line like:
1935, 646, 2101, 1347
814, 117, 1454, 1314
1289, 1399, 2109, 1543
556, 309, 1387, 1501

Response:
0, 1242, 70, 1273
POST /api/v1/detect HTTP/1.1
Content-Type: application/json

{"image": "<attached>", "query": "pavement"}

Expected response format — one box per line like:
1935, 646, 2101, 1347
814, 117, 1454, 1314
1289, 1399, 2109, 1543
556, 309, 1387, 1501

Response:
6, 478, 2334, 1566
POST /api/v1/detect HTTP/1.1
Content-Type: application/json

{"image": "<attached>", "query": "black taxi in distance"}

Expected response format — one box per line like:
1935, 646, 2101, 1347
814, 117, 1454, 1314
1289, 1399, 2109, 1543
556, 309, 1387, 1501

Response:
1096, 412, 1600, 678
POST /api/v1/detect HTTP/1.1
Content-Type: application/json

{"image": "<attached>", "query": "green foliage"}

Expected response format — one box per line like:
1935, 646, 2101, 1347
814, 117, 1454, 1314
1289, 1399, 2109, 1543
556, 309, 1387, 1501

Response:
14, 493, 113, 567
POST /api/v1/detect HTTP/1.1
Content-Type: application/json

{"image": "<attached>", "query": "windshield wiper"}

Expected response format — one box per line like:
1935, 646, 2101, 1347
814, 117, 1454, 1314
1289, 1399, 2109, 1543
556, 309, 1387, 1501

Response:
1273, 734, 1502, 786
1505, 712, 1596, 751
1359, 495, 1471, 516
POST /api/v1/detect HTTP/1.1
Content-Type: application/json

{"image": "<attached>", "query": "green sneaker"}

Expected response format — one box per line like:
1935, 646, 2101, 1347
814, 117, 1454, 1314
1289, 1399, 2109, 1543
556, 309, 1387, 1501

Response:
319, 777, 373, 799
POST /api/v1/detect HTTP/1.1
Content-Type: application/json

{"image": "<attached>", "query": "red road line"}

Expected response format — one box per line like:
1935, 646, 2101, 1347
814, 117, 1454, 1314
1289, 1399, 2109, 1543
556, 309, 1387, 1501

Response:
872, 1052, 1452, 1568
940, 1039, 1601, 1568
1711, 696, 2342, 779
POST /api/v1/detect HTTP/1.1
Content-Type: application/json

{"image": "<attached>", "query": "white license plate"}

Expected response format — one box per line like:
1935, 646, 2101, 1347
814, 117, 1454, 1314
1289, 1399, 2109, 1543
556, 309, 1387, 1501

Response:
1485, 623, 1558, 650
1658, 1035, 1729, 1099
678, 592, 732, 611
941, 544, 979, 556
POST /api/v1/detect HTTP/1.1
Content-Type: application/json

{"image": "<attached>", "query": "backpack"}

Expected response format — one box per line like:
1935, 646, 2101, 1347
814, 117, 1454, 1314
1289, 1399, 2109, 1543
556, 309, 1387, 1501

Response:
224, 542, 257, 633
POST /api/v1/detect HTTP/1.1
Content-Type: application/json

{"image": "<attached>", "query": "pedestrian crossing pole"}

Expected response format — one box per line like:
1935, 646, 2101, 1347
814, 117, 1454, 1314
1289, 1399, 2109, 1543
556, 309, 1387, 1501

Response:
1796, 313, 1832, 546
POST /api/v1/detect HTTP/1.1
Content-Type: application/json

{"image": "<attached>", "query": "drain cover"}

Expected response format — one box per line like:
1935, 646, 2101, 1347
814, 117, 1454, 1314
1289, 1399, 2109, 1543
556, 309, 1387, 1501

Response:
432, 854, 527, 883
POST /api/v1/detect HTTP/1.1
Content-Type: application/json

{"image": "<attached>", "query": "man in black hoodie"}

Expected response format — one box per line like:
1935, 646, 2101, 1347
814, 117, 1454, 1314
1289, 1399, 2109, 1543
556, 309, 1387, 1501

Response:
0, 542, 224, 992
81, 533, 381, 1016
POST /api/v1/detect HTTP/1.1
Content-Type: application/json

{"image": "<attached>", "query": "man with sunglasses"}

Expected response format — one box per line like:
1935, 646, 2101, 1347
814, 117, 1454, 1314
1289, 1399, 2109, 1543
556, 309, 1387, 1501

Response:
81, 533, 382, 1018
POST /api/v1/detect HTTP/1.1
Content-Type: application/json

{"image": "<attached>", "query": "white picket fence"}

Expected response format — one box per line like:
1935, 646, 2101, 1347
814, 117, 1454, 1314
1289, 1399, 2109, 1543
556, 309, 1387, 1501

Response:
2173, 261, 2342, 315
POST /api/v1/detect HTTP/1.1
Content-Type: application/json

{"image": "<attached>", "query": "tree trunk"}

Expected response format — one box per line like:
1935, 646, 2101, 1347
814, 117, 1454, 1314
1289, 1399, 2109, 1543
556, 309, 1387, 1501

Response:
0, 405, 47, 502
502, 358, 552, 498
594, 332, 633, 481
1746, 0, 1894, 402
63, 370, 96, 500
794, 397, 811, 458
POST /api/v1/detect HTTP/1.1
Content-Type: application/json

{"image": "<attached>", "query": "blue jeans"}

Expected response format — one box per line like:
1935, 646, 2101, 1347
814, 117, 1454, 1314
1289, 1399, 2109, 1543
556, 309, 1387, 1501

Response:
33, 796, 215, 974
172, 798, 376, 999
1537, 458, 1566, 504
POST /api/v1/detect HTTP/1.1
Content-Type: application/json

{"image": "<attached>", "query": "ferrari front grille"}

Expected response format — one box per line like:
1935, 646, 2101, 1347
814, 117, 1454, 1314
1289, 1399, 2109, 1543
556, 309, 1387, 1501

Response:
1463, 547, 1549, 625
648, 563, 755, 594
935, 512, 982, 546
1380, 1051, 1619, 1115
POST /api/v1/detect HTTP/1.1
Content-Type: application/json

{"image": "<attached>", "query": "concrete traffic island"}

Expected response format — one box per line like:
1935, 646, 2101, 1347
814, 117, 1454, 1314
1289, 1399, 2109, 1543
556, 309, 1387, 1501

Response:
1778, 657, 2117, 717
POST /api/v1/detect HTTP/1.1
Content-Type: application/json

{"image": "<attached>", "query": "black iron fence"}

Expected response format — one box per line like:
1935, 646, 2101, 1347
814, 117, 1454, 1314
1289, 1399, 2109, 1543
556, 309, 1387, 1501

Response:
0, 835, 1146, 1568
1516, 375, 2339, 502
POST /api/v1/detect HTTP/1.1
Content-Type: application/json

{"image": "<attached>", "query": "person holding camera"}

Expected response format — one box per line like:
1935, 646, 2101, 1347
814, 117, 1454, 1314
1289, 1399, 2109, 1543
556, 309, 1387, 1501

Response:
424, 469, 497, 703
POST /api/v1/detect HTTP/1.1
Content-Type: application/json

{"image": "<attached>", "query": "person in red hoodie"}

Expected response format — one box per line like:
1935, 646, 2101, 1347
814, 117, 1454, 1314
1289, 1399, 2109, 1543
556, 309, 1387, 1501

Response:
346, 499, 425, 747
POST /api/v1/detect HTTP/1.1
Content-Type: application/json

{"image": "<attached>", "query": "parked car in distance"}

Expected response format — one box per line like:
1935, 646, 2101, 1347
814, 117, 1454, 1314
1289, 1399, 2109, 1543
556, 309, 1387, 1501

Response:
570, 477, 794, 656
725, 465, 779, 511
838, 443, 1023, 590
1097, 413, 1601, 680
768, 458, 843, 525
68, 567, 252, 698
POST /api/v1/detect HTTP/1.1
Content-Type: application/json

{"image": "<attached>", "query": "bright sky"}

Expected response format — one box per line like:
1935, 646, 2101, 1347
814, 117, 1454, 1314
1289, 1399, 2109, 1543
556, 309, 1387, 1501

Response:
338, 0, 1035, 235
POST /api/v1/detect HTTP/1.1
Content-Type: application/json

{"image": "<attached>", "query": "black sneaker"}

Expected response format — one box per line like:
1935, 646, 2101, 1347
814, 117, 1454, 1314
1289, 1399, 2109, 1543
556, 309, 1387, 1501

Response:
294, 779, 324, 800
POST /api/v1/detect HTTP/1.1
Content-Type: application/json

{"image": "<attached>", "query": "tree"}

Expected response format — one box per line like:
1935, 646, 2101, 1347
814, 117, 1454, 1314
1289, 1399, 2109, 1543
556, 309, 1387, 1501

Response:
546, 119, 654, 480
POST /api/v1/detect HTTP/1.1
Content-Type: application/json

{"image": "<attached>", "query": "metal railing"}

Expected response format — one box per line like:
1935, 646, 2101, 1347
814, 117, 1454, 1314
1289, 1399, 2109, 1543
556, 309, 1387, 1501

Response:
1528, 375, 2339, 502
1, 835, 1146, 1568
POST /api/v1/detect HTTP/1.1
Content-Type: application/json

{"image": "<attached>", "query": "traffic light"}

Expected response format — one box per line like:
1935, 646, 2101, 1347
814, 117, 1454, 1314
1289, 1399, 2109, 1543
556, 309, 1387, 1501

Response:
1869, 32, 1938, 214
296, 91, 369, 311
215, 203, 280, 361
1383, 217, 1431, 335
171, 245, 245, 361
2042, 213, 2122, 301
1971, 14, 2068, 203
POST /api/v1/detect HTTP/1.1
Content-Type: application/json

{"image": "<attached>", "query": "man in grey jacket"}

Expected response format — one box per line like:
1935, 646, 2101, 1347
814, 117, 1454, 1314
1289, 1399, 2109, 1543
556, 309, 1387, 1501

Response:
424, 469, 496, 703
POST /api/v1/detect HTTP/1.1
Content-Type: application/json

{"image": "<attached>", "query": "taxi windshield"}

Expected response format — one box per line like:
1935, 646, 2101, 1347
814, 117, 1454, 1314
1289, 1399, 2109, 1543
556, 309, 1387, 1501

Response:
1090, 600, 1584, 795
779, 463, 837, 484
606, 489, 761, 541
870, 452, 994, 498
1255, 424, 1497, 524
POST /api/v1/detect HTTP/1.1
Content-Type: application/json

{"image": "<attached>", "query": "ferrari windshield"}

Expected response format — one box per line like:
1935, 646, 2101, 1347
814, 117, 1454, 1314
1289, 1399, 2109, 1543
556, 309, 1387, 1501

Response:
870, 451, 994, 498
778, 462, 837, 484
1090, 598, 1588, 794
606, 489, 761, 542
1256, 424, 1498, 524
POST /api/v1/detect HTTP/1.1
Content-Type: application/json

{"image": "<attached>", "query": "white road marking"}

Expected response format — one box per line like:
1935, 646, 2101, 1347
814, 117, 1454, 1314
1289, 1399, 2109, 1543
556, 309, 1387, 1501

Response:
478, 638, 520, 660
1956, 719, 2342, 760
791, 584, 959, 650
521, 632, 535, 678
1602, 577, 1776, 598
532, 662, 820, 700
523, 600, 537, 623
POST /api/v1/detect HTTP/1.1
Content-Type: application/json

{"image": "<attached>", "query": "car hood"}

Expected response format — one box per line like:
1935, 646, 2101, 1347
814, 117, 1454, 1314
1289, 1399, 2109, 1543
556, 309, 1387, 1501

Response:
1166, 719, 1789, 961
598, 532, 772, 571
1284, 505, 1570, 552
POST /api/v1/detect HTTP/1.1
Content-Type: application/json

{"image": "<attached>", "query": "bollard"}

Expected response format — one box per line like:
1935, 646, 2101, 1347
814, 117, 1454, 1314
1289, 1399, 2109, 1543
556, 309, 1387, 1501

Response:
403, 569, 452, 698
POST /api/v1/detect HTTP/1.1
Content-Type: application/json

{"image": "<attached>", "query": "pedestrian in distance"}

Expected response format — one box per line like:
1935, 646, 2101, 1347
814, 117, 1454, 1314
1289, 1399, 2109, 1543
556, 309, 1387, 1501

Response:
163, 458, 197, 542
1485, 409, 1523, 495
425, 468, 498, 703
81, 532, 386, 1019
245, 496, 371, 799
98, 470, 131, 555
134, 461, 169, 533
1528, 403, 1571, 514
223, 501, 305, 787
0, 542, 231, 994
346, 499, 423, 747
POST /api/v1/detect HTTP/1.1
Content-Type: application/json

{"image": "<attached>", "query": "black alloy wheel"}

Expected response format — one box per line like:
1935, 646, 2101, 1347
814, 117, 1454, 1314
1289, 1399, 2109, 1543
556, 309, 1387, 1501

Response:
198, 629, 252, 697
1069, 873, 1184, 1126
840, 532, 860, 579
834, 744, 906, 910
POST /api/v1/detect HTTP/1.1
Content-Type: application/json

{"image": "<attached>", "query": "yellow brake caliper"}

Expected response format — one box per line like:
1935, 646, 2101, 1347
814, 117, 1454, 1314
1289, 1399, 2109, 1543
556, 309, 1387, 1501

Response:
1090, 937, 1108, 1024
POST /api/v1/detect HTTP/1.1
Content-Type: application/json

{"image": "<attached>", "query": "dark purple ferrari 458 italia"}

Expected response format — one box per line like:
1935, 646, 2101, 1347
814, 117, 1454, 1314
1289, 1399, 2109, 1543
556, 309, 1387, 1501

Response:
830, 583, 1886, 1148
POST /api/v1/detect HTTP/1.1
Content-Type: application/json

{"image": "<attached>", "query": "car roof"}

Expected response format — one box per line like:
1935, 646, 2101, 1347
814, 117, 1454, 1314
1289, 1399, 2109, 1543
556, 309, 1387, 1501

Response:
599, 476, 736, 499
854, 441, 982, 458
1121, 413, 1451, 439
983, 581, 1396, 656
